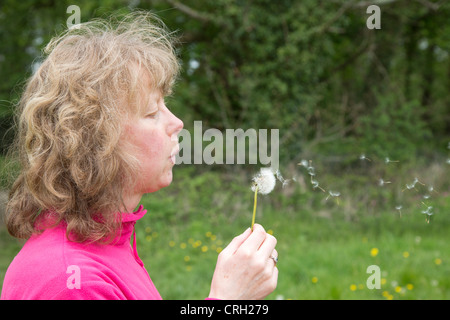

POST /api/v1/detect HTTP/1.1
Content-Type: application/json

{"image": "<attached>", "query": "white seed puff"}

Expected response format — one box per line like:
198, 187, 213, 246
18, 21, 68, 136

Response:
251, 167, 276, 195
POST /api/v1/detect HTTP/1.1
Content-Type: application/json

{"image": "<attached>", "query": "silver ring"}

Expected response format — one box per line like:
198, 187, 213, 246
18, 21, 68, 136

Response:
270, 255, 278, 265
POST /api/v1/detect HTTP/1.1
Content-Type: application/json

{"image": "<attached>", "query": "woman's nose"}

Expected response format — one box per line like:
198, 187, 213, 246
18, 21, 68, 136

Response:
167, 109, 184, 136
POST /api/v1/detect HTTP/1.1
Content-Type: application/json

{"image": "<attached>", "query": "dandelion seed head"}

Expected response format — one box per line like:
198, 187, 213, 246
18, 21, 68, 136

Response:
251, 167, 276, 195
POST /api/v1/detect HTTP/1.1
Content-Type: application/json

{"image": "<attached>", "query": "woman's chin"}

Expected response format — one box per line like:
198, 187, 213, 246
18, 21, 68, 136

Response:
148, 172, 174, 193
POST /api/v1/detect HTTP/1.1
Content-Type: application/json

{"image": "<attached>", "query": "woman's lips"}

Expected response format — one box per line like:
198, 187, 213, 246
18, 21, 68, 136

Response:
170, 144, 180, 164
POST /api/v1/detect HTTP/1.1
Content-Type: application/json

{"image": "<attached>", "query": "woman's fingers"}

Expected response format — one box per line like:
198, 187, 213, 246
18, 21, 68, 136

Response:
270, 248, 278, 264
258, 230, 277, 254
221, 227, 252, 256
238, 224, 267, 253
209, 224, 279, 300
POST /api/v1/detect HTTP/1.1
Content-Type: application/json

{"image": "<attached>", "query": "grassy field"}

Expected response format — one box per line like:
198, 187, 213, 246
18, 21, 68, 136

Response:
1, 163, 449, 300
132, 189, 450, 300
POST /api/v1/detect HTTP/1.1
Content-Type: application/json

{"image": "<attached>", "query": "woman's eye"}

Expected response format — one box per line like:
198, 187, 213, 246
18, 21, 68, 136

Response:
146, 110, 159, 118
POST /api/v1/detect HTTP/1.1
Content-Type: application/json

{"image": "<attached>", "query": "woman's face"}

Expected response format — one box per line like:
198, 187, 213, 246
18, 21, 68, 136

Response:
123, 86, 183, 196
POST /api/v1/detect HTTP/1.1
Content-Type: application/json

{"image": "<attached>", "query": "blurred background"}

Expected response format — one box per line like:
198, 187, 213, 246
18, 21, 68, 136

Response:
1, 0, 449, 299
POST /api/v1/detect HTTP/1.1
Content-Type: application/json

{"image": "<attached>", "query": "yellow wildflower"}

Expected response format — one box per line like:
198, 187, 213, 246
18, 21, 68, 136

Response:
370, 248, 379, 257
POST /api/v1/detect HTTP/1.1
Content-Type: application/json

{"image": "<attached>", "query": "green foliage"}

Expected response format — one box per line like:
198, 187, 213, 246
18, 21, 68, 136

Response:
1, 0, 449, 161
358, 96, 431, 161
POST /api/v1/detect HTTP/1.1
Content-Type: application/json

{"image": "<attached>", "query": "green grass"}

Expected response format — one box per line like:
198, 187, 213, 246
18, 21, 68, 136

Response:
1, 164, 449, 299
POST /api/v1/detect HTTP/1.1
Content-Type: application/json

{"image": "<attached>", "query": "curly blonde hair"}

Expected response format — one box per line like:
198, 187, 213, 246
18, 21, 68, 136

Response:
5, 11, 180, 243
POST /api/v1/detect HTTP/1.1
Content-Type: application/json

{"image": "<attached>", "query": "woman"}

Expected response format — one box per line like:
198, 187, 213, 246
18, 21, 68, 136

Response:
1, 11, 278, 300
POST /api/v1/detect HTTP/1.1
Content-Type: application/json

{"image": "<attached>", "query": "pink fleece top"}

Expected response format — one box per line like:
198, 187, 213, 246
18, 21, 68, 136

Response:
1, 205, 162, 300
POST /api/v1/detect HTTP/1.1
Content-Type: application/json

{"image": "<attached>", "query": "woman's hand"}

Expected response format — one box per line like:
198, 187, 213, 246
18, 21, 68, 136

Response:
208, 224, 278, 300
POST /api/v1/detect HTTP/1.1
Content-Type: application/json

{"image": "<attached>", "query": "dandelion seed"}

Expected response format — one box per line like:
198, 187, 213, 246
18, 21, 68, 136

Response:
329, 190, 341, 197
275, 169, 290, 188
275, 169, 284, 182
385, 157, 399, 164
307, 165, 315, 177
326, 190, 341, 204
402, 183, 416, 192
421, 205, 433, 223
446, 159, 450, 165
250, 167, 276, 230
428, 185, 439, 194
395, 205, 403, 217
413, 177, 425, 186
378, 178, 391, 187
402, 177, 425, 192
298, 159, 309, 167
359, 154, 371, 161
311, 179, 326, 192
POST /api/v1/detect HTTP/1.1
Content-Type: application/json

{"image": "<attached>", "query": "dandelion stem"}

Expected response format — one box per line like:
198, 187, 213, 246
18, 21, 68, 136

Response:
251, 185, 258, 231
